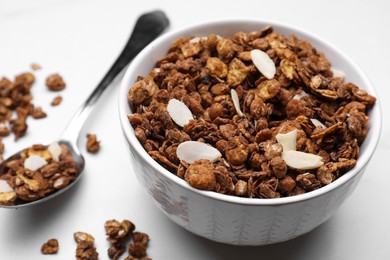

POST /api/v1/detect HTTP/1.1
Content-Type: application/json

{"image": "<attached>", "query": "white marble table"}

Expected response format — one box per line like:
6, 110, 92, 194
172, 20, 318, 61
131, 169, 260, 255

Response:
1, 0, 389, 259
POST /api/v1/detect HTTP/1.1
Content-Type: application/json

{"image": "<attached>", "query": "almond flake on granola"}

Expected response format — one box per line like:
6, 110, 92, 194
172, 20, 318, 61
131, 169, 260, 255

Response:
310, 118, 326, 129
331, 67, 346, 80
250, 49, 276, 79
48, 142, 62, 162
282, 150, 324, 170
24, 155, 48, 171
176, 141, 222, 164
293, 90, 307, 100
276, 130, 297, 151
167, 98, 194, 127
0, 179, 14, 193
230, 89, 244, 117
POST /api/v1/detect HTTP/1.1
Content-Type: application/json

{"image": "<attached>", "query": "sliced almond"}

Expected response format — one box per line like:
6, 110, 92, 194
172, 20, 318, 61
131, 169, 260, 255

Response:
24, 155, 48, 171
331, 67, 346, 80
230, 89, 244, 117
48, 142, 62, 162
250, 49, 276, 79
0, 179, 14, 193
282, 150, 324, 170
276, 130, 297, 151
167, 98, 194, 127
310, 118, 326, 129
176, 141, 222, 164
293, 90, 307, 100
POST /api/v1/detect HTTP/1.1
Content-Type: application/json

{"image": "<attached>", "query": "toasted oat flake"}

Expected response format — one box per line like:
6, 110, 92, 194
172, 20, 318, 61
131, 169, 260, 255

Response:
250, 49, 276, 79
167, 98, 194, 127
177, 141, 222, 164
48, 142, 62, 162
24, 155, 48, 171
310, 118, 326, 129
230, 89, 244, 117
276, 130, 297, 151
282, 150, 324, 170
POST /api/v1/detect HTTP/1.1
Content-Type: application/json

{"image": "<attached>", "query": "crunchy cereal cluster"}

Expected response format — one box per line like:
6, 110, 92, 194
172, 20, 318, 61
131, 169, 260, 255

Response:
41, 238, 59, 254
0, 143, 79, 205
74, 231, 99, 260
127, 26, 376, 198
105, 219, 151, 260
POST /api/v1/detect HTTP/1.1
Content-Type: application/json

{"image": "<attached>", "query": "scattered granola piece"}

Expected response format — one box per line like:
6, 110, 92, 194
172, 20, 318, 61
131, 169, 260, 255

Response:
46, 73, 66, 91
74, 232, 98, 260
31, 107, 47, 119
51, 96, 63, 106
86, 134, 100, 153
31, 63, 42, 71
41, 239, 59, 254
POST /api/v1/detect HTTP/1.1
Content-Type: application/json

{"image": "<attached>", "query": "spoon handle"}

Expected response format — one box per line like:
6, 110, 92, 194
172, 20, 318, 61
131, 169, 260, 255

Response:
61, 10, 169, 143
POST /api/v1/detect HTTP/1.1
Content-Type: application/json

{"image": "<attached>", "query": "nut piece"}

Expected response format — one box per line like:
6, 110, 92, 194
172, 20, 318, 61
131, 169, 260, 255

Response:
176, 141, 222, 164
24, 155, 48, 171
46, 73, 66, 91
167, 98, 194, 127
282, 150, 324, 170
250, 49, 276, 79
276, 130, 297, 151
48, 142, 62, 162
230, 89, 244, 117
86, 134, 100, 153
31, 63, 42, 71
41, 239, 59, 254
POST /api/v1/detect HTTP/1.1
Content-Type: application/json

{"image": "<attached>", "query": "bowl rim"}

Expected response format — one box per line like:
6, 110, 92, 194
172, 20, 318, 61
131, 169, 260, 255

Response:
118, 18, 382, 206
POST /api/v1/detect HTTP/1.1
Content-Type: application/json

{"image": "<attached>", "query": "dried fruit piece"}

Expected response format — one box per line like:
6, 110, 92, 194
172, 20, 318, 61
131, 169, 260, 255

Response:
282, 150, 324, 170
24, 155, 48, 171
230, 89, 244, 117
250, 49, 276, 79
176, 141, 222, 164
167, 98, 194, 127
41, 239, 59, 254
276, 130, 297, 151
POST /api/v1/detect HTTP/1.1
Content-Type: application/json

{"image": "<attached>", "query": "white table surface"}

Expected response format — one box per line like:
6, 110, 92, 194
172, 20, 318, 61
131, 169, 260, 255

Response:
1, 0, 389, 259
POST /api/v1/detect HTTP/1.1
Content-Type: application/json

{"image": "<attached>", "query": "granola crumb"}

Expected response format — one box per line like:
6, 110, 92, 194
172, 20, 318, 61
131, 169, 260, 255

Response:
86, 134, 100, 153
31, 63, 42, 71
51, 96, 63, 106
41, 238, 59, 254
46, 73, 66, 91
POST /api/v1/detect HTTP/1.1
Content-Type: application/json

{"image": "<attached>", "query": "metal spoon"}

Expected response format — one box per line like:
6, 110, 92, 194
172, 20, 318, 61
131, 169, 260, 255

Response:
0, 10, 170, 208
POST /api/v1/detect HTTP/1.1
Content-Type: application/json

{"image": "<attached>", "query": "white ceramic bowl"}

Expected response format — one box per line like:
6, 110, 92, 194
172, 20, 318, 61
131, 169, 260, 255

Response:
119, 19, 381, 245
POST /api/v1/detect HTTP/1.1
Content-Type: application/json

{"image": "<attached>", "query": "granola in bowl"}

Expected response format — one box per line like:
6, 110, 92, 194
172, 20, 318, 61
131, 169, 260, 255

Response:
127, 25, 376, 199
